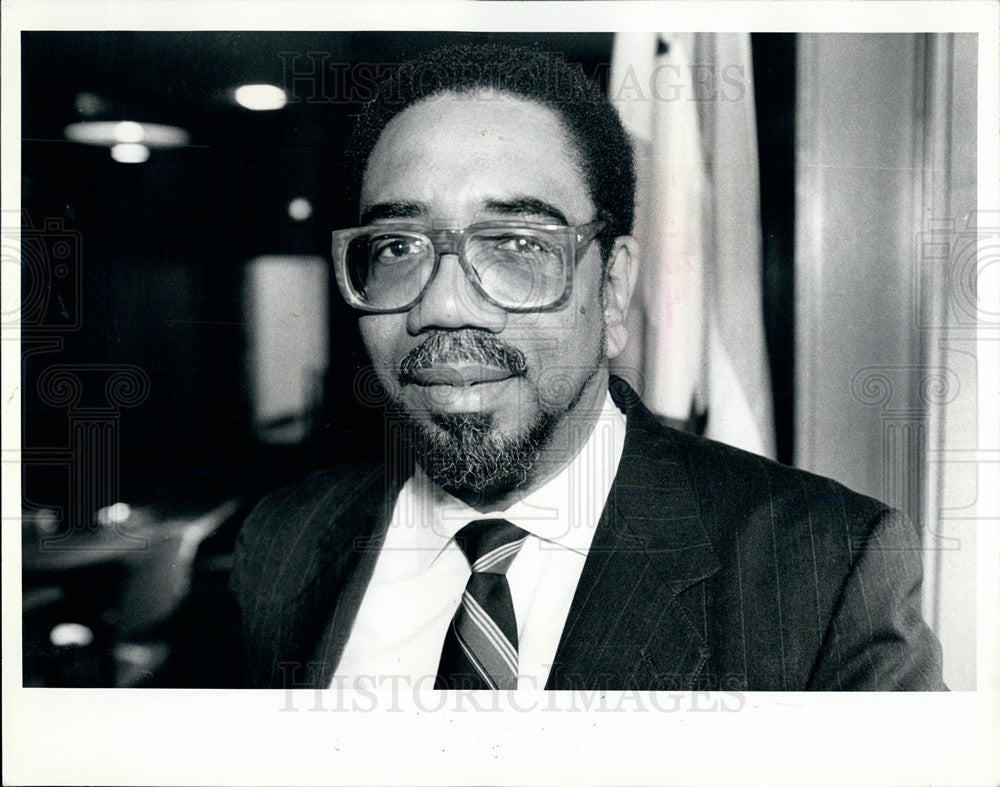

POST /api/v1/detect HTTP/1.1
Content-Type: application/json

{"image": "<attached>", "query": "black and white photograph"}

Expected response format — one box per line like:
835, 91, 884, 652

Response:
3, 1, 998, 785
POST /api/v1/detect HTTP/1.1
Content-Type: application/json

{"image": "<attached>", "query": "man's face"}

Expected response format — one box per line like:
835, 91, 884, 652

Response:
357, 90, 633, 500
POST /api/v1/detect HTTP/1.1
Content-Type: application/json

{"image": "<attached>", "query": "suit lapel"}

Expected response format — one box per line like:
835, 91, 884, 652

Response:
302, 481, 397, 688
546, 382, 720, 690
269, 465, 405, 688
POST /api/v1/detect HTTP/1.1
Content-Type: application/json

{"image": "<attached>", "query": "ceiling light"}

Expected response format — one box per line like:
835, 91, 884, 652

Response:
233, 84, 287, 111
74, 92, 107, 117
114, 120, 145, 143
50, 622, 95, 648
111, 143, 150, 164
96, 501, 132, 526
64, 121, 189, 148
288, 197, 312, 221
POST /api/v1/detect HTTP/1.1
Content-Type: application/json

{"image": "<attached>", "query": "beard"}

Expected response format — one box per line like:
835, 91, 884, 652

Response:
390, 327, 603, 506
397, 406, 561, 505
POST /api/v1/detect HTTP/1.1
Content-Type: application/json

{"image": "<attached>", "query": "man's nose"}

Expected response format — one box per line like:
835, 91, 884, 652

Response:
406, 253, 507, 335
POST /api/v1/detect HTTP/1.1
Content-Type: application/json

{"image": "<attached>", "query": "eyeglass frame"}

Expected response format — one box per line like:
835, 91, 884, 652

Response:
331, 218, 606, 314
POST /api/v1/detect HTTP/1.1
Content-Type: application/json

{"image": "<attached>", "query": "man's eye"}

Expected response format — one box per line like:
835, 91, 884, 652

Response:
494, 235, 546, 255
373, 238, 424, 263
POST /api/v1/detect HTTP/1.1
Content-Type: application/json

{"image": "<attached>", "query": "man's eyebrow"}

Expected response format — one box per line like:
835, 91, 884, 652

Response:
482, 198, 570, 226
360, 202, 426, 225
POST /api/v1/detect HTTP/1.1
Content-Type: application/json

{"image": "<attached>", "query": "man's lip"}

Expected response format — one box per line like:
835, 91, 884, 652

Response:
406, 363, 520, 387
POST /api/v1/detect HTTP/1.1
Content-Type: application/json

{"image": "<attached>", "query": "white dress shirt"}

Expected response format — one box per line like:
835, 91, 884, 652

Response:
332, 391, 627, 690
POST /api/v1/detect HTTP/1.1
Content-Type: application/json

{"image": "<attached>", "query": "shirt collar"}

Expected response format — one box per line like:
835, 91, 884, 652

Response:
398, 391, 627, 571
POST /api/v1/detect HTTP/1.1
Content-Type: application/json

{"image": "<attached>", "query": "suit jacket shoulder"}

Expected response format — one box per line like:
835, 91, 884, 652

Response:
608, 386, 945, 690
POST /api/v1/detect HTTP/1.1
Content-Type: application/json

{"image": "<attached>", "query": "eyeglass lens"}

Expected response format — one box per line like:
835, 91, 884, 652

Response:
344, 227, 570, 310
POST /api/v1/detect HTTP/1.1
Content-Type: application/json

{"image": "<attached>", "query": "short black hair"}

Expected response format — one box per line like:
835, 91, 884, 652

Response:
342, 42, 635, 259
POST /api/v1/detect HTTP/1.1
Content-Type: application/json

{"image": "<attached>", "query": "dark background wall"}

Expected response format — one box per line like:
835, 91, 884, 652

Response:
21, 31, 795, 518
19, 32, 794, 687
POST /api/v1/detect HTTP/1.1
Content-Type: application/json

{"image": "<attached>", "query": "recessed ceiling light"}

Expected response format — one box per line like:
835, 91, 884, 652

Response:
110, 143, 150, 164
233, 84, 287, 111
288, 197, 313, 221
74, 92, 107, 117
64, 121, 189, 148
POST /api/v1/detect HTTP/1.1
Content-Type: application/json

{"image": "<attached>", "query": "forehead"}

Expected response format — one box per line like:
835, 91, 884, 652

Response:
360, 91, 593, 224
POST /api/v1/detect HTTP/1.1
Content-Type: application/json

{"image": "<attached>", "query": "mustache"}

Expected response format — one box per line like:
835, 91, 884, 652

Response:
398, 329, 527, 384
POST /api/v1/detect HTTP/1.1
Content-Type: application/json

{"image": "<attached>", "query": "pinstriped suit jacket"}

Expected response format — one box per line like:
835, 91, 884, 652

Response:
230, 379, 945, 690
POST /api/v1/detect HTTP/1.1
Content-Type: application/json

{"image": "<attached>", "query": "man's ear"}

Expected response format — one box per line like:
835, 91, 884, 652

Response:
602, 235, 638, 360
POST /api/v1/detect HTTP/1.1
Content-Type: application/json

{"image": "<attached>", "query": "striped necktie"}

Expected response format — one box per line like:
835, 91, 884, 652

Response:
435, 518, 528, 690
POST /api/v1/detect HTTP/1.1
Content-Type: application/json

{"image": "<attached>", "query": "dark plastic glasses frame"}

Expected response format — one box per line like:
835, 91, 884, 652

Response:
332, 219, 605, 314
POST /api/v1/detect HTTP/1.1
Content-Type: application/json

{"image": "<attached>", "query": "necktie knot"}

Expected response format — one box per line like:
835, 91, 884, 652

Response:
453, 518, 527, 575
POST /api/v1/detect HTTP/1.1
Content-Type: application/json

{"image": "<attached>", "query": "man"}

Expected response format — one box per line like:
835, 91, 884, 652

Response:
230, 43, 945, 691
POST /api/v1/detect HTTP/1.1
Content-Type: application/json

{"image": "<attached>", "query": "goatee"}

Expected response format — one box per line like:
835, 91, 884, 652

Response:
394, 405, 559, 507
389, 326, 603, 506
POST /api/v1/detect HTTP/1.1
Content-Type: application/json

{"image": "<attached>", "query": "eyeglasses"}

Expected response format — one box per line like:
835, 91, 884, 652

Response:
332, 220, 605, 313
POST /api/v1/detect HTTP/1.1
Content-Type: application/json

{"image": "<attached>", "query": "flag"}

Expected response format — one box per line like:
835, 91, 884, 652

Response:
609, 32, 776, 458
